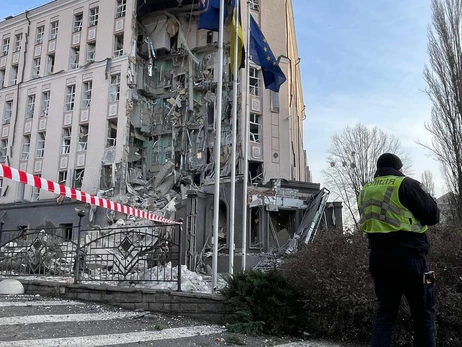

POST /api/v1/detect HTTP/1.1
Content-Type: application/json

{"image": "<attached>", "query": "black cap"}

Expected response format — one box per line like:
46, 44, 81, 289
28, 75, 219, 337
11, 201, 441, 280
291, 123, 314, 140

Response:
377, 153, 403, 170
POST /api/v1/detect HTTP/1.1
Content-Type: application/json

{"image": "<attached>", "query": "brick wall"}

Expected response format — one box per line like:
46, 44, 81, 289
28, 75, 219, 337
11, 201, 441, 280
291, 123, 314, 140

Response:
20, 280, 231, 323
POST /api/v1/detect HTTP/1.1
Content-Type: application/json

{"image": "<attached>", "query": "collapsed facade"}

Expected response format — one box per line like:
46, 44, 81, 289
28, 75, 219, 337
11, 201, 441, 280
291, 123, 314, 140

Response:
0, 0, 342, 272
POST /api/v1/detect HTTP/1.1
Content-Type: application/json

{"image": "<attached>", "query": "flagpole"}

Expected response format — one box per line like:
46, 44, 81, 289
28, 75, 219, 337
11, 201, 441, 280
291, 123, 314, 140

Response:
229, 0, 240, 275
212, 0, 225, 293
241, 1, 251, 271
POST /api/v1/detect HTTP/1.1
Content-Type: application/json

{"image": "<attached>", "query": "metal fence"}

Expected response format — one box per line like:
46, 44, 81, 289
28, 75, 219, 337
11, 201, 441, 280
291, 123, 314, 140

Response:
0, 221, 183, 291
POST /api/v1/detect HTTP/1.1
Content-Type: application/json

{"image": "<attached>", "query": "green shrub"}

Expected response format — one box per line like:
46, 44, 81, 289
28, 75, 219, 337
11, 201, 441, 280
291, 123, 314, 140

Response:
221, 269, 302, 336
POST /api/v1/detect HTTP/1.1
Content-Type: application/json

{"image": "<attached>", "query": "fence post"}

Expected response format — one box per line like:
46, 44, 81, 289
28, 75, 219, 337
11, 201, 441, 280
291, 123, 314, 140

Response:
177, 219, 183, 292
74, 209, 86, 284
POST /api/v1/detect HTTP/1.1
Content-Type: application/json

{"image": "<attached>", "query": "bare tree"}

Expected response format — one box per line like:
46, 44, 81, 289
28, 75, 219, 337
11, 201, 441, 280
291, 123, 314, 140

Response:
323, 123, 411, 230
423, 0, 462, 222
421, 170, 436, 197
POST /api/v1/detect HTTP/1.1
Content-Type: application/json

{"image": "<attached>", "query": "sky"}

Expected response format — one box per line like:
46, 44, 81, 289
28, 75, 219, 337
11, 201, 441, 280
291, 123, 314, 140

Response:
0, 0, 446, 197
292, 0, 447, 197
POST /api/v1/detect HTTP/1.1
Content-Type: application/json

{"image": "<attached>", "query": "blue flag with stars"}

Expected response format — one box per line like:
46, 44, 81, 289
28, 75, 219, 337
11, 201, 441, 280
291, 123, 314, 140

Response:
249, 15, 286, 92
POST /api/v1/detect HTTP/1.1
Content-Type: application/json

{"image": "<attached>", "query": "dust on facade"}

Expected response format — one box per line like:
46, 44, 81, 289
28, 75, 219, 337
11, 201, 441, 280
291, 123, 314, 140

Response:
0, 0, 342, 272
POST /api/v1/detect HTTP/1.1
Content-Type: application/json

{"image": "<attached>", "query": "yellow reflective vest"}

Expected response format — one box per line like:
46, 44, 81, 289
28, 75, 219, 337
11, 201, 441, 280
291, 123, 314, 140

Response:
358, 175, 427, 234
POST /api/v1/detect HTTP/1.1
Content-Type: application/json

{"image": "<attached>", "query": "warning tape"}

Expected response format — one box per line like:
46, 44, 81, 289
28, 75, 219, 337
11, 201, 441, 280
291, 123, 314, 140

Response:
0, 164, 180, 225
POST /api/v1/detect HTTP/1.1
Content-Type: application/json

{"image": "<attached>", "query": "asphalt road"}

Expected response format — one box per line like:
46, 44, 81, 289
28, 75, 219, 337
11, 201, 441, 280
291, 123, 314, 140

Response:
0, 294, 346, 347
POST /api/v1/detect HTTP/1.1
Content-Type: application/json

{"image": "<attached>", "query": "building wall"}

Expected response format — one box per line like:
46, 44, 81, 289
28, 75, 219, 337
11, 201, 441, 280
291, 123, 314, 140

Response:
239, 0, 310, 183
0, 0, 134, 204
0, 0, 314, 232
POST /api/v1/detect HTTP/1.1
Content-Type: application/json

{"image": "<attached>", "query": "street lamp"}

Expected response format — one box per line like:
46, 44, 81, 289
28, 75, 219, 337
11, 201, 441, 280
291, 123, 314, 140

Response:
74, 208, 86, 284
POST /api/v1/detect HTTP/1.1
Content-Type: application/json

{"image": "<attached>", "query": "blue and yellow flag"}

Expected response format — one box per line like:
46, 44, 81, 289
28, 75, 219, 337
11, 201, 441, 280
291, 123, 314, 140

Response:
249, 15, 286, 92
230, 0, 245, 72
199, 0, 226, 32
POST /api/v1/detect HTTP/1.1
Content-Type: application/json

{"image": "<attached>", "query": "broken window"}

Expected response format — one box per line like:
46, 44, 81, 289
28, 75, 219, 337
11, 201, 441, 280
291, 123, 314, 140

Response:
113, 33, 124, 57
269, 210, 295, 251
10, 66, 18, 85
86, 42, 96, 63
65, 85, 75, 111
152, 135, 172, 164
36, 26, 44, 45
0, 70, 4, 89
26, 94, 35, 119
89, 7, 99, 26
41, 91, 50, 117
109, 74, 120, 101
32, 58, 40, 79
36, 132, 45, 158
62, 128, 71, 154
58, 170, 68, 184
21, 136, 30, 160
47, 54, 55, 74
82, 80, 92, 108
73, 169, 85, 189
249, 161, 263, 184
50, 21, 59, 40
2, 37, 10, 56
249, 67, 261, 96
78, 125, 88, 151
250, 0, 260, 10
0, 139, 7, 163
14, 34, 22, 52
101, 165, 113, 189
60, 223, 73, 240
70, 47, 80, 69
107, 119, 117, 147
31, 174, 40, 201
116, 0, 126, 18
4, 101, 12, 124
250, 208, 262, 249
73, 13, 83, 32
249, 113, 261, 143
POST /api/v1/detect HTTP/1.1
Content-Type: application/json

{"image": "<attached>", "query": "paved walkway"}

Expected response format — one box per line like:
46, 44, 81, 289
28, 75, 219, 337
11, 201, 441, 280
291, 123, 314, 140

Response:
0, 295, 346, 347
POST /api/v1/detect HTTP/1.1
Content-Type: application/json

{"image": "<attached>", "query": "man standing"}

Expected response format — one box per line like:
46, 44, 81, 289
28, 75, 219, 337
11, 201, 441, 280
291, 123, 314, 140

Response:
358, 153, 440, 347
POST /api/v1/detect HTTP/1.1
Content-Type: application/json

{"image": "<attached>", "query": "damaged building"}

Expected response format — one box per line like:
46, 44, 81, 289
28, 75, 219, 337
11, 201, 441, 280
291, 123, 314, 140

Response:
0, 0, 342, 273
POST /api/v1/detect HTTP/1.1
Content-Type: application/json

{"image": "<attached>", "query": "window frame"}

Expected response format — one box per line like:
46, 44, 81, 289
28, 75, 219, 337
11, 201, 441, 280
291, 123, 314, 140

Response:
21, 136, 30, 161
89, 7, 99, 27
249, 113, 262, 143
116, 0, 126, 18
73, 13, 83, 32
249, 67, 261, 96
32, 58, 41, 79
36, 132, 46, 158
4, 101, 13, 124
2, 37, 10, 56
113, 33, 124, 57
110, 74, 121, 101
50, 21, 59, 40
82, 80, 92, 108
36, 26, 45, 45
65, 85, 76, 111
26, 94, 36, 119
41, 91, 50, 117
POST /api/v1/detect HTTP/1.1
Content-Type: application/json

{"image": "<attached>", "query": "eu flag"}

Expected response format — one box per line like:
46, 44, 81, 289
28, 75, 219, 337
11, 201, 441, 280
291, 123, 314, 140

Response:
249, 15, 286, 92
198, 0, 228, 32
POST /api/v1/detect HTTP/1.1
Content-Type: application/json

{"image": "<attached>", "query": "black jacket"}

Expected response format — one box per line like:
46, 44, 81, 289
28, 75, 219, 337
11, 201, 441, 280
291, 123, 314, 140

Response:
365, 167, 440, 254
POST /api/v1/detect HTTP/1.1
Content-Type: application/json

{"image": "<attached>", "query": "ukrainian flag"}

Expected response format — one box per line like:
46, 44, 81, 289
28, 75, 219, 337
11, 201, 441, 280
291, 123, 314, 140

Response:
230, 0, 245, 72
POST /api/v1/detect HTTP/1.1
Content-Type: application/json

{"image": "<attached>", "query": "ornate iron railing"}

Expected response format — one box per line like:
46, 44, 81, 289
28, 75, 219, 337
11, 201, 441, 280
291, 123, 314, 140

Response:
0, 222, 183, 291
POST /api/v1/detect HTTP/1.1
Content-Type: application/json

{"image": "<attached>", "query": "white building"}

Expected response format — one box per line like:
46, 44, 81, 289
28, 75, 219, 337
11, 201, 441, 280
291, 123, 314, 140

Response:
0, 0, 336, 269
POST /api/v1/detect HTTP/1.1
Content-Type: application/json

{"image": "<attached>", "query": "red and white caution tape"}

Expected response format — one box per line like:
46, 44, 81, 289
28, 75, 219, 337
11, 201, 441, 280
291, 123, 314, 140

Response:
0, 164, 180, 225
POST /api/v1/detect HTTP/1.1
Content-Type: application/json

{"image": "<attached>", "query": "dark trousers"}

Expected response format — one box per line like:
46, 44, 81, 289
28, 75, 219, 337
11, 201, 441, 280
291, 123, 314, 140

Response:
369, 248, 436, 347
